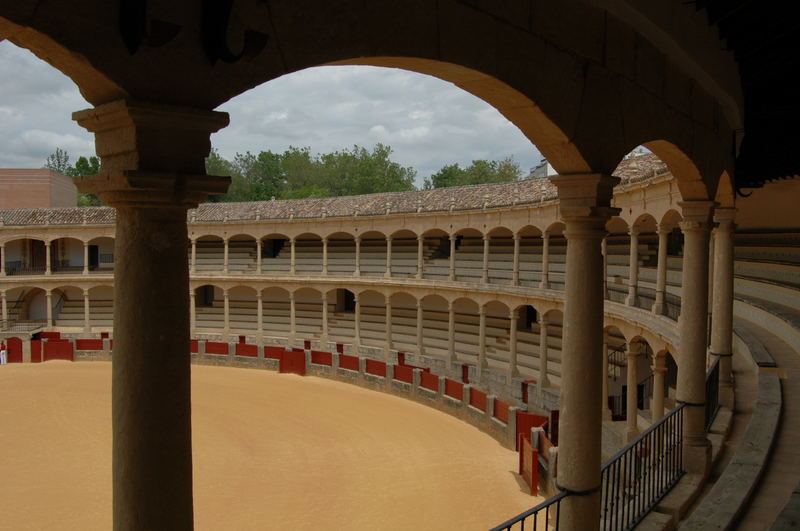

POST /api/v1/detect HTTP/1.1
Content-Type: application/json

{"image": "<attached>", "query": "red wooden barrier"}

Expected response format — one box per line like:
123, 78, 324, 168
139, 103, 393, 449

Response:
43, 340, 74, 362
515, 411, 549, 451
518, 433, 539, 496
469, 388, 487, 411
339, 354, 359, 371
494, 399, 510, 424
365, 359, 387, 377
420, 371, 439, 392
264, 346, 284, 359
76, 339, 103, 351
279, 349, 306, 376
190, 339, 199, 353
31, 340, 41, 363
549, 410, 560, 445
310, 350, 332, 366
444, 378, 463, 400
205, 341, 229, 355
235, 343, 258, 357
461, 363, 471, 384
40, 332, 61, 340
393, 364, 413, 384
7, 337, 22, 363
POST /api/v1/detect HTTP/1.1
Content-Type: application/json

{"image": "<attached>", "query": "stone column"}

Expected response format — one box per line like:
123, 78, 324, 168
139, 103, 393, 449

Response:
353, 236, 360, 277
539, 232, 550, 289
478, 305, 487, 371
652, 354, 667, 422
448, 300, 456, 364
320, 291, 329, 344
45, 241, 52, 275
449, 235, 457, 281
626, 228, 640, 306
677, 200, 714, 477
256, 293, 263, 338
481, 235, 490, 283
83, 241, 90, 275
416, 235, 424, 279
415, 300, 425, 356
512, 234, 521, 286
601, 236, 608, 299
290, 237, 296, 275
538, 315, 550, 389
223, 238, 229, 274
1, 290, 6, 324
189, 239, 197, 275
223, 288, 230, 339
708, 230, 716, 347
385, 295, 393, 356
0, 244, 4, 276
652, 227, 669, 314
46, 290, 53, 326
602, 331, 612, 420
256, 239, 262, 274
189, 290, 196, 337
74, 100, 230, 530
508, 308, 519, 379
384, 236, 392, 277
353, 292, 361, 347
321, 237, 328, 275
84, 289, 91, 333
289, 290, 296, 346
710, 207, 736, 408
625, 340, 643, 442
549, 172, 619, 530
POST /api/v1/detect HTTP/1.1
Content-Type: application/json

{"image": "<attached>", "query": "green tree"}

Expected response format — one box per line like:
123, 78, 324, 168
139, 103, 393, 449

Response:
44, 149, 103, 206
423, 156, 522, 189
44, 147, 71, 174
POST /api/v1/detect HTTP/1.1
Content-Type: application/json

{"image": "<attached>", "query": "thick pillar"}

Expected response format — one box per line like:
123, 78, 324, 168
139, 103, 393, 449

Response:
83, 241, 90, 275
223, 238, 229, 274
416, 235, 424, 279
448, 300, 456, 364
512, 234, 521, 286
602, 331, 612, 420
256, 293, 263, 337
321, 237, 328, 275
539, 315, 550, 389
677, 200, 714, 477
84, 289, 91, 333
449, 235, 457, 281
652, 354, 667, 422
478, 306, 487, 371
290, 237, 296, 275
416, 300, 425, 356
320, 292, 329, 344
256, 239, 262, 274
539, 233, 550, 289
625, 340, 643, 442
353, 292, 361, 347
289, 290, 296, 345
74, 99, 230, 530
549, 172, 618, 530
652, 227, 669, 314
223, 289, 230, 339
710, 207, 736, 408
481, 235, 490, 283
384, 236, 392, 278
626, 228, 640, 306
45, 241, 52, 275
508, 308, 519, 379
353, 236, 360, 277
189, 290, 196, 337
46, 290, 53, 326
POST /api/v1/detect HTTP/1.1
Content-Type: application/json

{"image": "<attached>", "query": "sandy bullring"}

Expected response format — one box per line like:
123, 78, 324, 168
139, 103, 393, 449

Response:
0, 361, 539, 530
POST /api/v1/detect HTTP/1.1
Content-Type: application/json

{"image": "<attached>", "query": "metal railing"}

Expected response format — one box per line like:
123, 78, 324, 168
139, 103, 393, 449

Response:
705, 358, 720, 432
490, 491, 567, 531
0, 319, 47, 332
600, 404, 685, 530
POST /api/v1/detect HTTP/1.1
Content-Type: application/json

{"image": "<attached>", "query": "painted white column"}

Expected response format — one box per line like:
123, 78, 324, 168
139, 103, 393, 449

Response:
45, 241, 52, 275
601, 237, 608, 298
83, 242, 90, 275
677, 200, 714, 476
481, 235, 490, 283
508, 308, 519, 379
512, 234, 521, 286
416, 235, 424, 279
46, 290, 53, 327
322, 237, 328, 275
711, 207, 737, 408
602, 331, 612, 420
223, 289, 230, 338
478, 305, 487, 371
384, 236, 392, 278
353, 292, 361, 347
353, 236, 361, 277
652, 354, 667, 423
223, 238, 229, 274
449, 235, 457, 281
0, 244, 5, 276
385, 295, 393, 355
416, 300, 425, 356
448, 300, 456, 364
539, 233, 549, 289
320, 292, 329, 344
626, 228, 640, 306
625, 340, 643, 442
652, 227, 669, 314
539, 315, 550, 389
289, 290, 296, 345
290, 237, 297, 275
256, 293, 263, 337
256, 239, 262, 274
84, 289, 91, 333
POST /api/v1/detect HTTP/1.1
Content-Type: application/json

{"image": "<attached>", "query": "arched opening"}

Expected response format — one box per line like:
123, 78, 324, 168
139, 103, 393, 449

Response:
195, 236, 225, 273
516, 225, 544, 288
260, 233, 291, 273
88, 237, 115, 272
388, 229, 418, 279
420, 228, 450, 280
486, 227, 514, 285
194, 285, 222, 331
293, 287, 323, 342
228, 235, 257, 274
605, 217, 631, 304
450, 228, 484, 283
358, 231, 388, 278
49, 237, 84, 273
293, 233, 323, 276
52, 285, 84, 328
87, 285, 114, 331
228, 285, 258, 331
326, 232, 356, 276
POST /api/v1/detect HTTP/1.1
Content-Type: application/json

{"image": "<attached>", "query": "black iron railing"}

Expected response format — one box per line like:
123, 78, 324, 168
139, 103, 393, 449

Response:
600, 403, 685, 530
489, 491, 567, 531
0, 319, 47, 332
705, 358, 720, 432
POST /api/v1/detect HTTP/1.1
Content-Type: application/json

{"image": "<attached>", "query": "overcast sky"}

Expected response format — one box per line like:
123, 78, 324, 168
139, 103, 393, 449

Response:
0, 40, 542, 187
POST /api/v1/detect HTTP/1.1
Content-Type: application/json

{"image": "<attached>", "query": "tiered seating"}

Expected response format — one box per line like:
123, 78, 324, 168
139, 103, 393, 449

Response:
54, 298, 84, 327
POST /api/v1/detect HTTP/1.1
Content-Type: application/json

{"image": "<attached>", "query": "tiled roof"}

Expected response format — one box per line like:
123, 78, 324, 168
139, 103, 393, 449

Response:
0, 153, 668, 226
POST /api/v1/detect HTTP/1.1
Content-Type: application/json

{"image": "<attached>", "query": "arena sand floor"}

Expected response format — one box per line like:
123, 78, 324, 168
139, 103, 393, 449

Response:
0, 361, 540, 530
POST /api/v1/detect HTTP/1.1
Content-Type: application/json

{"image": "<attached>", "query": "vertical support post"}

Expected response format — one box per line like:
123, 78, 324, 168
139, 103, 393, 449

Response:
449, 234, 457, 281
478, 305, 487, 375
508, 308, 519, 379
256, 239, 262, 274
45, 241, 52, 275
256, 292, 263, 338
482, 234, 490, 283
539, 315, 550, 390
652, 227, 669, 314
416, 235, 424, 279
289, 290, 296, 346
84, 241, 90, 275
320, 291, 329, 345
189, 290, 196, 337
626, 228, 640, 306
84, 288, 91, 333
1, 290, 6, 324
540, 233, 549, 289
652, 354, 666, 422
448, 300, 456, 365
416, 300, 425, 356
512, 234, 521, 286
190, 239, 196, 275
46, 289, 53, 327
710, 207, 736, 408
601, 236, 607, 299
0, 244, 4, 276
385, 295, 393, 358
625, 340, 642, 442
602, 331, 611, 420
384, 236, 392, 277
353, 292, 361, 348
290, 237, 296, 275
321, 237, 328, 275
223, 288, 230, 340
223, 238, 229, 274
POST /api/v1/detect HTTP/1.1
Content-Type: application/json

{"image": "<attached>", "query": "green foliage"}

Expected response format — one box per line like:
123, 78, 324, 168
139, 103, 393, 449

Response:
44, 147, 71, 174
423, 157, 522, 189
44, 149, 103, 206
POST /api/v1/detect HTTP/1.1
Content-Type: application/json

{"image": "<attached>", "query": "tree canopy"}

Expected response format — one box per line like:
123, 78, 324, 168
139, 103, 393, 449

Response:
422, 157, 522, 189
44, 148, 102, 206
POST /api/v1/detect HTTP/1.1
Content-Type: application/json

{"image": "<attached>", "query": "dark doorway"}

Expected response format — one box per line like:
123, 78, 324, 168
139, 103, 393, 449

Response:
88, 245, 99, 271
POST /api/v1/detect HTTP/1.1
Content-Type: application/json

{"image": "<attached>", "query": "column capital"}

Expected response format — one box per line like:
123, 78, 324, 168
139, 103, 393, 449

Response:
538, 315, 549, 326
83, 288, 91, 297
386, 235, 393, 242
678, 200, 715, 226
72, 100, 231, 207
483, 235, 490, 242
656, 224, 672, 236
478, 306, 486, 316
713, 206, 737, 229
550, 172, 620, 214
628, 340, 646, 356
629, 227, 640, 237
510, 308, 520, 319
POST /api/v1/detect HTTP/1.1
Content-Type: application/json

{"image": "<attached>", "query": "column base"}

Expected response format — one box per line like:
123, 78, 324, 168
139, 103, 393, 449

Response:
625, 293, 637, 307
683, 437, 712, 477
720, 382, 734, 409
651, 301, 665, 314
625, 426, 640, 443
539, 281, 549, 289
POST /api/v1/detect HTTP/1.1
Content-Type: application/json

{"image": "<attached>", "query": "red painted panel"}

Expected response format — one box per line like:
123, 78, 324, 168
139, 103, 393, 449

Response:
461, 363, 471, 384
444, 379, 463, 400
494, 399, 510, 424
304, 340, 311, 350
190, 339, 199, 353
264, 346, 284, 359
6, 337, 22, 363
43, 340, 74, 362
365, 359, 386, 377
397, 351, 406, 365
31, 340, 41, 363
310, 350, 332, 366
235, 343, 258, 357
515, 412, 549, 451
549, 410, 560, 445
238, 335, 247, 344
469, 388, 487, 411
520, 436, 539, 496
40, 332, 61, 340
336, 343, 344, 354
279, 349, 306, 376
205, 341, 229, 355
339, 354, 359, 372
393, 364, 413, 384
76, 339, 103, 351
420, 371, 439, 392
109, 340, 113, 349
